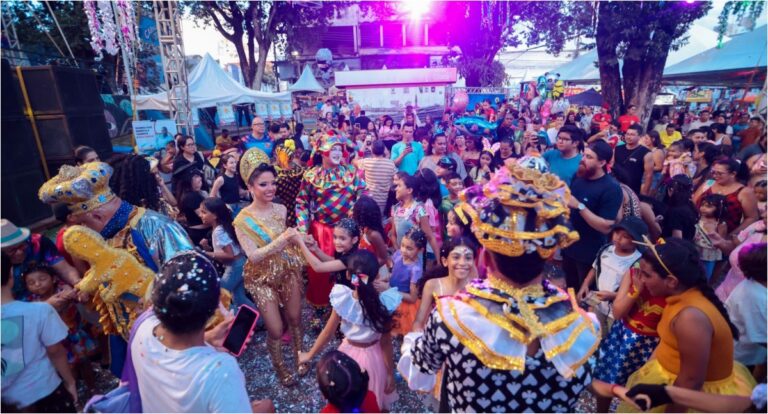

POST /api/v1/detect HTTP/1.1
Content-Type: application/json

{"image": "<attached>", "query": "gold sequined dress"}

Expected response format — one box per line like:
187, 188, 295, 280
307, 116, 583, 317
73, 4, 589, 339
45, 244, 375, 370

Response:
234, 205, 305, 308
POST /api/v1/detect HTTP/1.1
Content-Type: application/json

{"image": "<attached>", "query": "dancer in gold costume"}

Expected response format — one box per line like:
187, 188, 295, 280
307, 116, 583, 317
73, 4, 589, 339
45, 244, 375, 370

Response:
233, 148, 308, 387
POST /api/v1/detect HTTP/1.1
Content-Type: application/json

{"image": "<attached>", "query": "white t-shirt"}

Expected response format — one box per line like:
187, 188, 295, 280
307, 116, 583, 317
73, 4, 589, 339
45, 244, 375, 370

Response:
1, 301, 69, 408
213, 225, 242, 256
592, 245, 641, 293
725, 279, 767, 366
689, 119, 713, 131
132, 315, 252, 413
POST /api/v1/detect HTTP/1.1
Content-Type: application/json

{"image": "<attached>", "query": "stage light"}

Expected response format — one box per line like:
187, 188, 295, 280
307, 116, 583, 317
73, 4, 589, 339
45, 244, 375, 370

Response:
685, 0, 696, 3
401, 0, 430, 20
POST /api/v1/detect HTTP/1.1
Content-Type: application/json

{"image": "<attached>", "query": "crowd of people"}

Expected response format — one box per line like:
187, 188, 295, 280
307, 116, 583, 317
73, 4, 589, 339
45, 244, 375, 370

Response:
1, 97, 766, 413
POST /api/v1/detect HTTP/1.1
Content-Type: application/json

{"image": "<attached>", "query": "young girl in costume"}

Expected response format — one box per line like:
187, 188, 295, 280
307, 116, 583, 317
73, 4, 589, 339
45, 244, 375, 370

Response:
590, 259, 667, 412
618, 238, 755, 413
694, 194, 728, 280
198, 197, 255, 310
295, 218, 360, 287
317, 350, 381, 413
299, 250, 401, 411
390, 228, 426, 336
24, 265, 97, 393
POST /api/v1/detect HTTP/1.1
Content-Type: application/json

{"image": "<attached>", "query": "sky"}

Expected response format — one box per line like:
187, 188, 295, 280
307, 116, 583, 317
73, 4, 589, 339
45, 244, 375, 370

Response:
180, 1, 764, 62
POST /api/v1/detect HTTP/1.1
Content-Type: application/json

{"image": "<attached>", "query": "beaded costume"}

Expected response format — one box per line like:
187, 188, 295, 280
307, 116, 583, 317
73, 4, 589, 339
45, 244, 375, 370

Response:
39, 163, 193, 339
295, 133, 366, 306
398, 163, 600, 412
274, 139, 305, 227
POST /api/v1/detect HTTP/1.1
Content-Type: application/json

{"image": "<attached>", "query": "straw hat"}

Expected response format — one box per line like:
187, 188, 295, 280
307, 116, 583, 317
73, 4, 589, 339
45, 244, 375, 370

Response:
0, 219, 31, 248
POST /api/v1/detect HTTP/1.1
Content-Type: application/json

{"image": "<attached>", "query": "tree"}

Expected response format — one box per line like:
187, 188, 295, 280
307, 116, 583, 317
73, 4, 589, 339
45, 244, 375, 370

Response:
429, 1, 577, 87
592, 1, 711, 125
187, 1, 347, 90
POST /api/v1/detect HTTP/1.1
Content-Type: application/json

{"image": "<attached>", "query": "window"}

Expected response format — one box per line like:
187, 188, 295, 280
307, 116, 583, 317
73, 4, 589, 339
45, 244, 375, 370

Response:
359, 23, 380, 48
382, 23, 403, 48
405, 23, 425, 46
320, 26, 355, 55
427, 23, 448, 46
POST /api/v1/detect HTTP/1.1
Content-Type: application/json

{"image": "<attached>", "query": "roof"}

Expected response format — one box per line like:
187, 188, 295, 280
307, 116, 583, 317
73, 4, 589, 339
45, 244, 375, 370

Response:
288, 65, 325, 93
135, 53, 291, 111
335, 67, 458, 88
552, 25, 731, 84
663, 26, 767, 86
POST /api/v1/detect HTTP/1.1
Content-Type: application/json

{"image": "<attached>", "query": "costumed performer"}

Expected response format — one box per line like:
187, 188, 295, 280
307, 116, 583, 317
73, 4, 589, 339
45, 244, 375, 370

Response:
398, 162, 601, 412
295, 131, 367, 308
617, 237, 756, 412
274, 139, 306, 227
38, 162, 194, 377
233, 148, 308, 387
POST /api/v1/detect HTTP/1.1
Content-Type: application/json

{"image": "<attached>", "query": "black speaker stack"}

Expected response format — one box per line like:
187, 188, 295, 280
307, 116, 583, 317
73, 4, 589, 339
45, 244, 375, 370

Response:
1, 60, 113, 226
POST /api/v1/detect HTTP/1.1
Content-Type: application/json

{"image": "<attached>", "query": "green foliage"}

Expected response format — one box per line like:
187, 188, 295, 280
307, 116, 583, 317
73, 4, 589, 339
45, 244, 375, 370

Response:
717, 0, 765, 45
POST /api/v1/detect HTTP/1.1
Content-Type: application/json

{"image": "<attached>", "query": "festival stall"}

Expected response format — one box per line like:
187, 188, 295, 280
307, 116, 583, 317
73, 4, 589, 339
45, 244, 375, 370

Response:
135, 53, 292, 147
288, 65, 325, 127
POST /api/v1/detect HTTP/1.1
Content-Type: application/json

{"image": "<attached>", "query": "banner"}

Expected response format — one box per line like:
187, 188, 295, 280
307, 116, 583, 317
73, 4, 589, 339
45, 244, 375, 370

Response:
684, 89, 713, 103
133, 120, 177, 154
217, 103, 236, 124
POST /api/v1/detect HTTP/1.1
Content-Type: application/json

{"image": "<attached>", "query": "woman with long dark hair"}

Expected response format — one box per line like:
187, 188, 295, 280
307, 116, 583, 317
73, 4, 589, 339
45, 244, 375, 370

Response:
233, 149, 306, 387
619, 238, 755, 412
353, 195, 391, 268
299, 250, 401, 411
694, 158, 758, 235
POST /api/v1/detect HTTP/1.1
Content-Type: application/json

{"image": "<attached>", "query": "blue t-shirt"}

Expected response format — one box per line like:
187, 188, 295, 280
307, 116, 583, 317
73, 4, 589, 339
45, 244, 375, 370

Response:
543, 150, 582, 186
563, 174, 623, 265
391, 141, 425, 176
242, 134, 273, 158
389, 251, 423, 293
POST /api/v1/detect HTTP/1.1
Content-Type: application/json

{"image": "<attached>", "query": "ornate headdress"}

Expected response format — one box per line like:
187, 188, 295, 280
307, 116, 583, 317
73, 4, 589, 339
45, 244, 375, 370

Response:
38, 162, 115, 215
275, 139, 297, 170
239, 148, 271, 183
309, 130, 349, 167
459, 162, 579, 259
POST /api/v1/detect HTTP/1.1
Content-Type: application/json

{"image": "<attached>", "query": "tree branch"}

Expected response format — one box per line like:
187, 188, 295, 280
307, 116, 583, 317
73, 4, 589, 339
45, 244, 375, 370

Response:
205, 8, 236, 41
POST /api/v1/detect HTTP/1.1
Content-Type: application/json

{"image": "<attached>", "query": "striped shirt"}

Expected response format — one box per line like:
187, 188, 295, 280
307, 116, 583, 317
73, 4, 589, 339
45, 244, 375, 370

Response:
358, 157, 397, 213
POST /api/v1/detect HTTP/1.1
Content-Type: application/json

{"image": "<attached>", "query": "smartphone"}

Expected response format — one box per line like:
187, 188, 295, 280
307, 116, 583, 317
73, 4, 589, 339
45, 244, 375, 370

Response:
223, 305, 260, 356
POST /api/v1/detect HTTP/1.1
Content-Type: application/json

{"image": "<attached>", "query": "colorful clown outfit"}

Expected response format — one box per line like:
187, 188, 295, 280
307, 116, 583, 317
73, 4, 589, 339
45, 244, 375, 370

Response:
274, 139, 305, 227
234, 148, 308, 387
295, 133, 367, 307
398, 164, 601, 413
38, 162, 193, 376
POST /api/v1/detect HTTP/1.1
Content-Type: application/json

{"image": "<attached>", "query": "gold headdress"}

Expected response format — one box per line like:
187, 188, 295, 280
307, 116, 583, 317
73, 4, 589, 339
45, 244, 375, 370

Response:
459, 163, 579, 259
239, 148, 271, 183
275, 139, 297, 170
38, 162, 115, 215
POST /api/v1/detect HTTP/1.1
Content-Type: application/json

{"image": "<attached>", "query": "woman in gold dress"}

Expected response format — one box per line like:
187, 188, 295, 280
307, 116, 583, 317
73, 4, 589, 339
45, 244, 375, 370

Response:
233, 148, 308, 387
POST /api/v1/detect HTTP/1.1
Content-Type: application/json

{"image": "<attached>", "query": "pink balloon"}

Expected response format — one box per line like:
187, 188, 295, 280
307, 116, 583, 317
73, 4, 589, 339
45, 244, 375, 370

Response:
540, 99, 553, 119
451, 91, 469, 113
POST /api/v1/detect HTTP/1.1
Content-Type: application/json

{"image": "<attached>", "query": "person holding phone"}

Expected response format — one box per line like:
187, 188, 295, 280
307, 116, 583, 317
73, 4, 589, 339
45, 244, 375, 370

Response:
132, 252, 273, 413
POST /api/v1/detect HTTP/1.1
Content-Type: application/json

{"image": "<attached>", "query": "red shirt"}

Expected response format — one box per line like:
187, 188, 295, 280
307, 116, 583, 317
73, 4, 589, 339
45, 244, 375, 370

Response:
321, 391, 380, 413
592, 113, 613, 130
617, 114, 639, 132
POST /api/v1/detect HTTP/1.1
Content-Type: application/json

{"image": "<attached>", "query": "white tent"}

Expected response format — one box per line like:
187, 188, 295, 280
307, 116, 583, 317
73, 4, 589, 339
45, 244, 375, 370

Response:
288, 65, 325, 93
553, 25, 730, 84
664, 26, 767, 86
135, 53, 291, 111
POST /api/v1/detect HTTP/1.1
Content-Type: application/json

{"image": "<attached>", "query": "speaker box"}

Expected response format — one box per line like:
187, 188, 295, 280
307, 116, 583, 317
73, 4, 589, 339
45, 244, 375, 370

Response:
1, 59, 24, 117
34, 112, 113, 161
19, 66, 104, 115
1, 115, 41, 175
1, 168, 51, 226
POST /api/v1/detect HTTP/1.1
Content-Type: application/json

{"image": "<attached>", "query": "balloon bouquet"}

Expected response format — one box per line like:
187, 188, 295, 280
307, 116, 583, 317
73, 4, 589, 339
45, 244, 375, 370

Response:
520, 72, 569, 121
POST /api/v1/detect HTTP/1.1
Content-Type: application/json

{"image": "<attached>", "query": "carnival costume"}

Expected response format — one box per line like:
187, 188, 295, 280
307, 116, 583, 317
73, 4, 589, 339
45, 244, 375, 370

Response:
234, 148, 308, 387
398, 163, 601, 412
274, 139, 305, 227
295, 132, 367, 306
38, 162, 194, 375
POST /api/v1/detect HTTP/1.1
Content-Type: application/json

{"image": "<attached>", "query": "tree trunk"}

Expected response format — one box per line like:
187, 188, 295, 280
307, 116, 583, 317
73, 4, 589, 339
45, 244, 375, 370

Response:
253, 46, 269, 91
595, 3, 623, 118
622, 34, 672, 129
245, 28, 257, 88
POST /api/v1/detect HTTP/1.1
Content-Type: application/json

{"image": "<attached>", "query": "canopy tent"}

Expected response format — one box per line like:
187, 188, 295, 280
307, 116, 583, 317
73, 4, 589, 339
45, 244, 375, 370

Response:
663, 26, 767, 87
552, 25, 731, 84
566, 88, 603, 106
288, 65, 325, 93
134, 53, 291, 111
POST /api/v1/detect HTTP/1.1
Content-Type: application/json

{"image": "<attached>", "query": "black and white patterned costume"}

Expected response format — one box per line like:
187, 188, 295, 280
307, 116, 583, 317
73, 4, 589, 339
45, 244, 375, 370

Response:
399, 278, 600, 413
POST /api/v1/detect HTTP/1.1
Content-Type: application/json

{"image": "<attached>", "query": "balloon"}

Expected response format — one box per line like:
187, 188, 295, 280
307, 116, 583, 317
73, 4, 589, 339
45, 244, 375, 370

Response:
540, 99, 553, 120
454, 115, 498, 131
517, 153, 550, 174
552, 99, 570, 115
451, 91, 469, 113
552, 79, 565, 99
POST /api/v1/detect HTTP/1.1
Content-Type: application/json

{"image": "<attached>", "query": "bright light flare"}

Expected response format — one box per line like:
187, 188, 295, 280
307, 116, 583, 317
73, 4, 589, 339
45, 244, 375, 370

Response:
401, 0, 431, 20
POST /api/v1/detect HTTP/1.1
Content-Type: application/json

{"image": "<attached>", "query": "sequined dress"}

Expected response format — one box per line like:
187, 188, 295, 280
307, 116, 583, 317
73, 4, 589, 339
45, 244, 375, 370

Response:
234, 206, 305, 307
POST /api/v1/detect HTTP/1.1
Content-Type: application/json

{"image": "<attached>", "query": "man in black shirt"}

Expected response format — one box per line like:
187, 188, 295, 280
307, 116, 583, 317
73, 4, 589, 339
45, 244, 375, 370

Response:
563, 140, 623, 290
613, 124, 653, 196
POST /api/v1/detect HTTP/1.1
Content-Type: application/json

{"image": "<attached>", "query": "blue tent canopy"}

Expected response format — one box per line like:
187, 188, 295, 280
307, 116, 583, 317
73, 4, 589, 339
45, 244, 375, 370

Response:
288, 65, 325, 93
